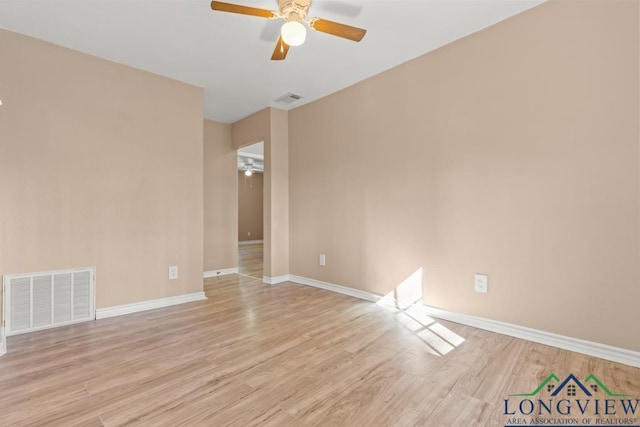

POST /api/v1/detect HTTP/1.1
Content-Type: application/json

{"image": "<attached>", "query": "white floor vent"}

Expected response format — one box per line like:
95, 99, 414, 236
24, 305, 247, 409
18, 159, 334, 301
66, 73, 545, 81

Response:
3, 267, 95, 336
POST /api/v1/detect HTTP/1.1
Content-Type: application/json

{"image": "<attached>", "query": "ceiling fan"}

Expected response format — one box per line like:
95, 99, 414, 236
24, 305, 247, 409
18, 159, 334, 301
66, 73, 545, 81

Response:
211, 0, 367, 60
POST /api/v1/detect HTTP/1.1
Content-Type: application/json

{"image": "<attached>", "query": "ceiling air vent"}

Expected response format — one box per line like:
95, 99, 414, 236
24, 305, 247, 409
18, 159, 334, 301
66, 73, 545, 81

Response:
274, 92, 302, 106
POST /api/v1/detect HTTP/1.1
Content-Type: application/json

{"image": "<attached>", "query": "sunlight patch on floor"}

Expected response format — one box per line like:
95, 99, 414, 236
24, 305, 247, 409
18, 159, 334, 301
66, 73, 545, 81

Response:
376, 268, 466, 356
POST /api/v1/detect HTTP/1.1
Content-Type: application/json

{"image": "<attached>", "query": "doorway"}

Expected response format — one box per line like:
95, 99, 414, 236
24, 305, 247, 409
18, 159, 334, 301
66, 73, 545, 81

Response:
237, 141, 264, 279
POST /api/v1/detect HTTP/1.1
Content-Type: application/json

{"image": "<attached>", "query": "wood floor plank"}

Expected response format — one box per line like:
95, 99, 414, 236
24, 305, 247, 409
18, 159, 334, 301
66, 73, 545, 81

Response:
1, 245, 638, 425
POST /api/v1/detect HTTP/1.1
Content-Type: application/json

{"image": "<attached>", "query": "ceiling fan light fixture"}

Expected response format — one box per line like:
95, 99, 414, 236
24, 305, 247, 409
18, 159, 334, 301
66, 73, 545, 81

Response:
281, 21, 306, 46
245, 169, 253, 177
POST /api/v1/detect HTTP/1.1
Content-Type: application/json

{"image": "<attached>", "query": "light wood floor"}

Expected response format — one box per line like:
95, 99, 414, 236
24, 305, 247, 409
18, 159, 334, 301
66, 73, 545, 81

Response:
238, 243, 263, 279
1, 274, 638, 426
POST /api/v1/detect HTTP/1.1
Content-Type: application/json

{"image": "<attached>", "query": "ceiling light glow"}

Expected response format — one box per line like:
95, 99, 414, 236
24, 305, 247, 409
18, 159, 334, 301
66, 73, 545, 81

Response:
245, 169, 253, 177
281, 21, 306, 46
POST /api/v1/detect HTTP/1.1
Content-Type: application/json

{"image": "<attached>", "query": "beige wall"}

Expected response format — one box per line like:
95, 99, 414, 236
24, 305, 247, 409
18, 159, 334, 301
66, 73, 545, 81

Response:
231, 108, 270, 151
268, 108, 290, 278
232, 108, 289, 278
0, 29, 204, 314
204, 120, 238, 272
289, 0, 640, 351
238, 171, 264, 241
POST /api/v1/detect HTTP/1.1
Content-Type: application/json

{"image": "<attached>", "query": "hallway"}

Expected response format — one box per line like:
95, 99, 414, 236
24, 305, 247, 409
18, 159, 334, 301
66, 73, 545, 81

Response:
238, 243, 262, 279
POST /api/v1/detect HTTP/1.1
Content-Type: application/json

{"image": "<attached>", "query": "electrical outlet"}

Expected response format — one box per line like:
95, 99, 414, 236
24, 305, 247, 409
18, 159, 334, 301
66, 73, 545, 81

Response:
169, 265, 178, 280
248, 231, 251, 237
319, 254, 326, 266
474, 274, 488, 294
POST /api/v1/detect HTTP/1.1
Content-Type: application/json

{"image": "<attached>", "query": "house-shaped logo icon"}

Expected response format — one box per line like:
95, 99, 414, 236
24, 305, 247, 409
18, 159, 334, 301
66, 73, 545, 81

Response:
550, 373, 591, 397
510, 373, 632, 398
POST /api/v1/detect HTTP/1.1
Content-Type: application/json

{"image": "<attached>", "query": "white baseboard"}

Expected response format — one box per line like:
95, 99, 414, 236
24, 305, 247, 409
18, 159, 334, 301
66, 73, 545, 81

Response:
96, 292, 207, 320
0, 327, 6, 357
419, 305, 640, 368
239, 240, 263, 245
289, 275, 381, 302
288, 275, 640, 368
263, 275, 291, 285
204, 268, 239, 278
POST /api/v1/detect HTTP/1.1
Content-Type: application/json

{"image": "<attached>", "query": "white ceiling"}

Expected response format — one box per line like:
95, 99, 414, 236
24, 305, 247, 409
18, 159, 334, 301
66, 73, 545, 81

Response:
239, 141, 264, 157
238, 141, 264, 172
0, 0, 545, 124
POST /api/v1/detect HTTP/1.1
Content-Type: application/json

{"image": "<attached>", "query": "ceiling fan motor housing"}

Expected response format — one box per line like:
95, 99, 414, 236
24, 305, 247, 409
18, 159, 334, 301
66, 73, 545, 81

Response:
278, 0, 310, 22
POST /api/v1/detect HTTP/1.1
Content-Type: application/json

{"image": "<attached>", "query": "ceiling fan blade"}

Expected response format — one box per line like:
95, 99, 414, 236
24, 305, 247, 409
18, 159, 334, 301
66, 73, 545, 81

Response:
271, 36, 290, 61
309, 18, 366, 42
211, 1, 276, 18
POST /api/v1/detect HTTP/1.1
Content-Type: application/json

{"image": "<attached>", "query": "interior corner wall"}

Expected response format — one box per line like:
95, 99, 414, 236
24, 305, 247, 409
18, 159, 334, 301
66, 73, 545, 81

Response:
288, 0, 640, 352
0, 29, 204, 315
238, 171, 264, 242
204, 120, 238, 271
